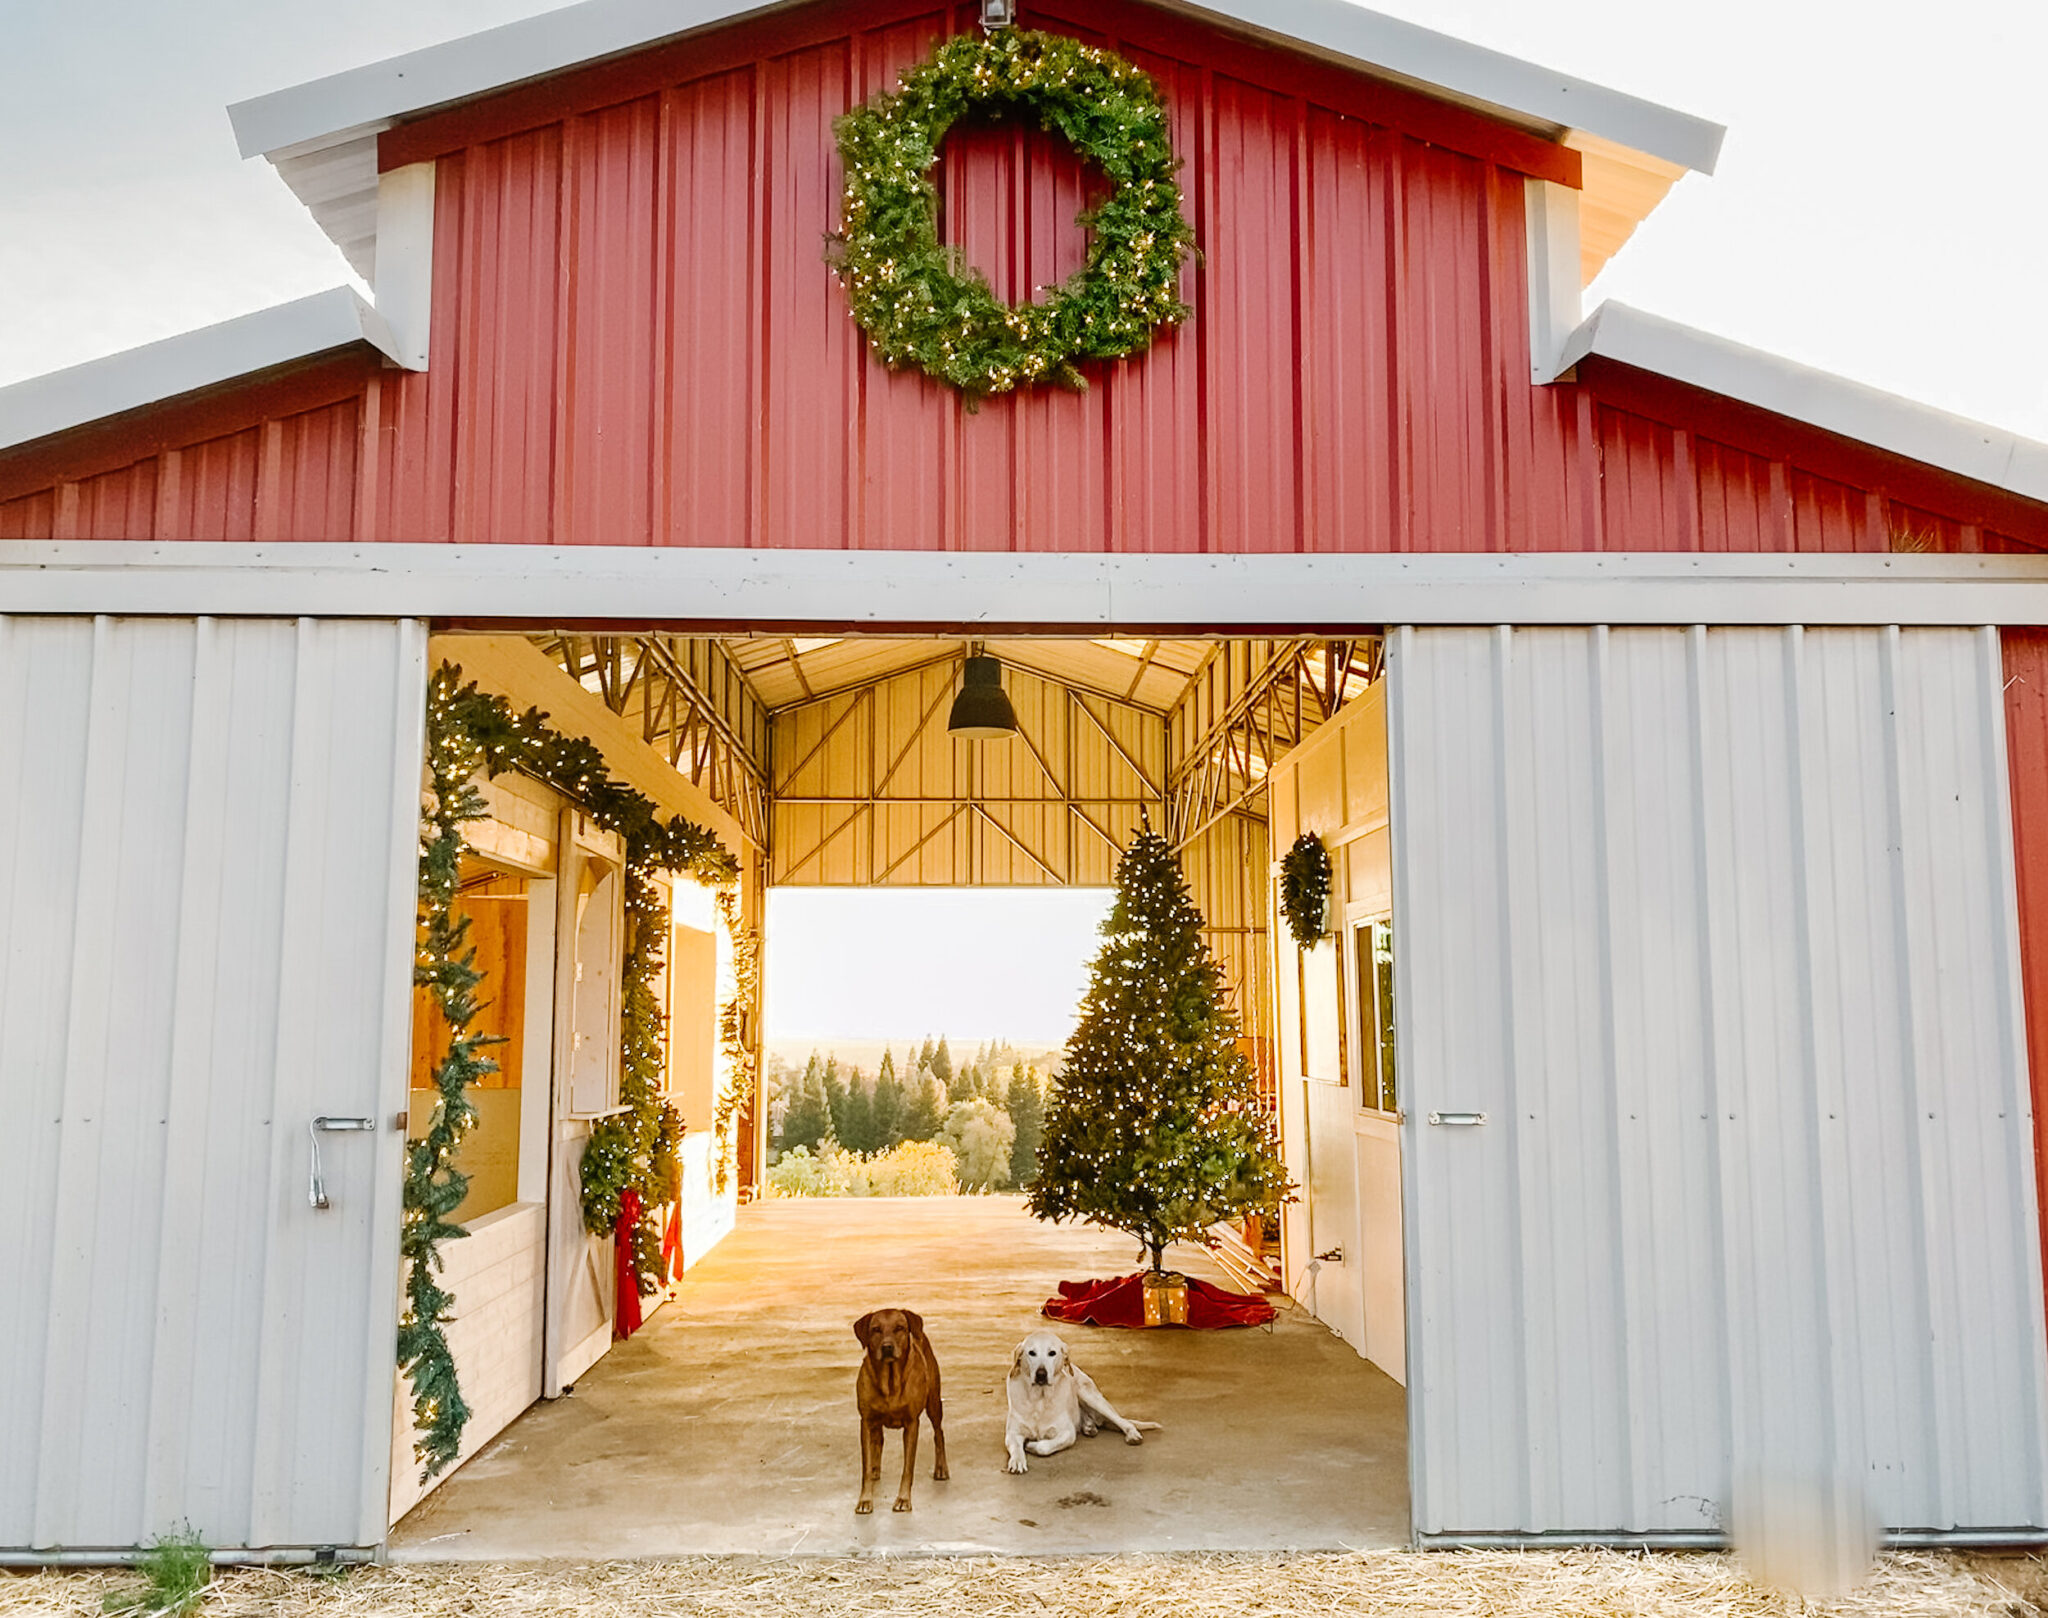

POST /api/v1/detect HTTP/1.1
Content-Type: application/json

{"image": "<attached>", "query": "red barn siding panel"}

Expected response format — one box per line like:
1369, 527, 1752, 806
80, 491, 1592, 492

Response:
1104, 41, 1204, 554
2002, 628, 2048, 1328
1395, 143, 1497, 552
559, 97, 660, 546
664, 70, 758, 548
0, 491, 53, 540
849, 19, 954, 553
78, 464, 160, 539
1301, 109, 1390, 553
1204, 75, 1301, 553
452, 133, 563, 545
759, 40, 859, 549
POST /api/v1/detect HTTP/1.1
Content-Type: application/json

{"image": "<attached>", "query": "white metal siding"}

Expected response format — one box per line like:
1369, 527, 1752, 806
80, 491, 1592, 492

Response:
1389, 624, 2048, 1539
0, 615, 426, 1555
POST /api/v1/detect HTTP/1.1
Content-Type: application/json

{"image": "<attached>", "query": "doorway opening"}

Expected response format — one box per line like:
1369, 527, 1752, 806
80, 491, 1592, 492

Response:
388, 629, 1407, 1555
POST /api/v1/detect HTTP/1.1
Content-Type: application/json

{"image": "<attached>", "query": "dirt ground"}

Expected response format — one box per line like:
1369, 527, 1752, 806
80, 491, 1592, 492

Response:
6, 1551, 2046, 1618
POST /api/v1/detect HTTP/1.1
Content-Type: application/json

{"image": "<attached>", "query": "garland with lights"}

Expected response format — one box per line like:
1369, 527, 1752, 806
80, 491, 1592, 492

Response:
401, 667, 748, 1472
1280, 831, 1333, 947
1029, 829, 1289, 1273
399, 677, 498, 1481
827, 27, 1195, 400
712, 887, 761, 1194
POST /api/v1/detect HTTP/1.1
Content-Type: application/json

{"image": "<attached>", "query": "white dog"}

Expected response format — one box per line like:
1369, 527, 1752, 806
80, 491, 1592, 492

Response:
1004, 1329, 1160, 1474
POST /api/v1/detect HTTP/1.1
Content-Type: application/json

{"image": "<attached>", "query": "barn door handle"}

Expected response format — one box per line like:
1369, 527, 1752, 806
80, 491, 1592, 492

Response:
1426, 1111, 1488, 1126
308, 1116, 377, 1210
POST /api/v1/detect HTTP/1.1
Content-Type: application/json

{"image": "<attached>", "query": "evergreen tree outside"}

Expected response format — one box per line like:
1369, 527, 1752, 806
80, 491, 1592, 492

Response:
779, 1052, 834, 1155
870, 1056, 907, 1149
1006, 1061, 1046, 1189
899, 1071, 945, 1142
933, 1036, 959, 1100
839, 1070, 876, 1154
1029, 830, 1289, 1272
822, 1057, 848, 1145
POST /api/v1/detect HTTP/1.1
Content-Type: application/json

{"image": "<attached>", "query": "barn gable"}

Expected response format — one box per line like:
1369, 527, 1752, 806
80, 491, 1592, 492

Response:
1, 0, 2044, 553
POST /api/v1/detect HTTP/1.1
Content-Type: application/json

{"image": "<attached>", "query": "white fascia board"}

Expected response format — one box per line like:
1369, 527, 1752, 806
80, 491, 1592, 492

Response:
1557, 301, 2048, 506
6, 544, 2048, 627
227, 0, 1722, 174
0, 290, 400, 454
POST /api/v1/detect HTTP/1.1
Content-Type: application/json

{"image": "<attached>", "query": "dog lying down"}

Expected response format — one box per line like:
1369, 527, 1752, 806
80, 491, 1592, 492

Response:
1005, 1328, 1160, 1474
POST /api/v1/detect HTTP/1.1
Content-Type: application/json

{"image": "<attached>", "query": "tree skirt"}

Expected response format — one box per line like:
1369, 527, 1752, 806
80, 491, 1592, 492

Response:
1042, 1274, 1276, 1329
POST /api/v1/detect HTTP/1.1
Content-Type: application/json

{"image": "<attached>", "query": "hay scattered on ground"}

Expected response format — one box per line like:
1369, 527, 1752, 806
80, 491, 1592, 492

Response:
5, 1550, 2040, 1618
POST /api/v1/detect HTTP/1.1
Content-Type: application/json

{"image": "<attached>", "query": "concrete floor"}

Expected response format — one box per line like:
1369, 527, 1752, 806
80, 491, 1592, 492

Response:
390, 1197, 1409, 1559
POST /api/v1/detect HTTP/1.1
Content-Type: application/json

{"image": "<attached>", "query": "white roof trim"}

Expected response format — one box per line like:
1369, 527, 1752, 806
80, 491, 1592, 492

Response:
1556, 301, 2048, 508
227, 0, 1722, 173
0, 290, 399, 456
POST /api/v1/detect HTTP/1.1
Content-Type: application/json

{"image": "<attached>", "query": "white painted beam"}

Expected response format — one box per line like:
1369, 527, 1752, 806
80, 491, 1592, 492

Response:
373, 165, 437, 371
7, 543, 2048, 627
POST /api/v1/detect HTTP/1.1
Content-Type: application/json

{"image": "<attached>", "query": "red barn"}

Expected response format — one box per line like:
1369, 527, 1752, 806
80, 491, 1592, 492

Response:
4, 0, 2047, 1563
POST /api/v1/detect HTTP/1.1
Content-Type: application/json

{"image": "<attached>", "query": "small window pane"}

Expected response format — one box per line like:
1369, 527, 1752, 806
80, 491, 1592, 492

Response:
1373, 920, 1397, 1112
1353, 921, 1380, 1103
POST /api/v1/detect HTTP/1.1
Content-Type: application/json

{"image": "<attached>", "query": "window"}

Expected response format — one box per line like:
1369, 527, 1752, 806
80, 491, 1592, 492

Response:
1354, 917, 1397, 1113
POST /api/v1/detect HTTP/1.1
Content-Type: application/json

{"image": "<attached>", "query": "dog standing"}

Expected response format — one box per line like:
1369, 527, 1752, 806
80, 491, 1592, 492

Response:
852, 1308, 948, 1513
1004, 1328, 1160, 1473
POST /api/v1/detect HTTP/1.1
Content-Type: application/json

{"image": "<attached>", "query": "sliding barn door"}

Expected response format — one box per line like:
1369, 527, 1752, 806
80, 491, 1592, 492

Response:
0, 616, 425, 1556
1388, 624, 2048, 1542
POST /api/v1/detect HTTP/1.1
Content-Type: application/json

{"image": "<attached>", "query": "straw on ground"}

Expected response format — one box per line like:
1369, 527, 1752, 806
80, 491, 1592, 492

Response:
3, 1551, 2042, 1618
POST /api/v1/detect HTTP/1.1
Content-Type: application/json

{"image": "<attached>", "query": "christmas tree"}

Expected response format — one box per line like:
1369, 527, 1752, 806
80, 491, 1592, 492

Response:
1029, 830, 1288, 1273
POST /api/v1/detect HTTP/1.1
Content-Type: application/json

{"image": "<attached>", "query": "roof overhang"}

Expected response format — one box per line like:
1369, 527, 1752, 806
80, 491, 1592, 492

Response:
227, 0, 1722, 286
1556, 302, 2048, 510
0, 289, 399, 456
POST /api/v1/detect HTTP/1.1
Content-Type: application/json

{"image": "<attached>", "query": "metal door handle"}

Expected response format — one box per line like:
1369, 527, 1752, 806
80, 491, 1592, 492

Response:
1426, 1111, 1488, 1126
308, 1117, 377, 1210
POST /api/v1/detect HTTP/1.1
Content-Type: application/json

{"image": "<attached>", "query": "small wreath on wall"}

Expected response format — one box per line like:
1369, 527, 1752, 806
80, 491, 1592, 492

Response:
1281, 832, 1334, 947
826, 27, 1196, 400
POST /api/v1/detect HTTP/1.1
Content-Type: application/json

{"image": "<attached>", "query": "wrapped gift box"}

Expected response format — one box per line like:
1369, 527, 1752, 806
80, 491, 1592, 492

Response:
1141, 1271, 1189, 1327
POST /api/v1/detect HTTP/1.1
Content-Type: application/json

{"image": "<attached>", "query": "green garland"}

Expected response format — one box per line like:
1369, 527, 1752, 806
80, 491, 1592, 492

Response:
402, 667, 751, 1470
827, 28, 1195, 400
400, 677, 499, 1481
712, 887, 761, 1194
1280, 832, 1333, 947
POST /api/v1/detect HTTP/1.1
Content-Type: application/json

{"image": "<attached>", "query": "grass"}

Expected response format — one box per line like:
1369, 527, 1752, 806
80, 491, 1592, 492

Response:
99, 1530, 211, 1617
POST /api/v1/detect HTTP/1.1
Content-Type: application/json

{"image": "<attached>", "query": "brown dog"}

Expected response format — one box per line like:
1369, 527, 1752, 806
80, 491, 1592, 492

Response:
852, 1308, 948, 1514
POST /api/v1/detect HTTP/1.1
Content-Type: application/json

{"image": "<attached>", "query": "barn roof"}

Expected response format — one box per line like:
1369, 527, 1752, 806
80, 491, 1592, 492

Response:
2, 0, 2044, 534
226, 0, 1725, 288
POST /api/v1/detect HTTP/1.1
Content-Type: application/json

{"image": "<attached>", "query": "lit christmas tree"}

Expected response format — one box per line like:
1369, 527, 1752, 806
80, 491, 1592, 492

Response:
1029, 829, 1288, 1274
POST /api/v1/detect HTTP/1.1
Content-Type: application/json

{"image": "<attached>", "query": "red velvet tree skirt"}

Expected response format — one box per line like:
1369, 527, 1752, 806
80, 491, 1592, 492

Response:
1043, 1273, 1277, 1329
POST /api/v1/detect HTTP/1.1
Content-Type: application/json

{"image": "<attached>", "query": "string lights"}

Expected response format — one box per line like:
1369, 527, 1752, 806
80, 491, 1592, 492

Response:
1027, 830, 1288, 1274
826, 27, 1195, 401
401, 666, 748, 1477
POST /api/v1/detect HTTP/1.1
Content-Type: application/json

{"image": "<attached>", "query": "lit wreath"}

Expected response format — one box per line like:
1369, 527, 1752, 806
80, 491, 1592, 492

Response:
827, 28, 1195, 400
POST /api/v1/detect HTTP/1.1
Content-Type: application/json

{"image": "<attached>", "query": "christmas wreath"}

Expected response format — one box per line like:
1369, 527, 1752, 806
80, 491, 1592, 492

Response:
1280, 832, 1333, 947
827, 27, 1195, 399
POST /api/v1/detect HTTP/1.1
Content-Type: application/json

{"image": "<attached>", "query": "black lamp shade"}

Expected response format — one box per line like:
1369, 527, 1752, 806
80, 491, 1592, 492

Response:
948, 655, 1019, 739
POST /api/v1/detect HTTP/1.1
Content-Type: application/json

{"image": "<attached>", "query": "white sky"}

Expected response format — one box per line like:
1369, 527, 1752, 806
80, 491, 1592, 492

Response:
3, 0, 2047, 445
765, 887, 1113, 1046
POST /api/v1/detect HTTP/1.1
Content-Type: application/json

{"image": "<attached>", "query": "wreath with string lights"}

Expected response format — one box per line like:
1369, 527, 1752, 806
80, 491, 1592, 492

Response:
827, 27, 1195, 400
1280, 832, 1333, 947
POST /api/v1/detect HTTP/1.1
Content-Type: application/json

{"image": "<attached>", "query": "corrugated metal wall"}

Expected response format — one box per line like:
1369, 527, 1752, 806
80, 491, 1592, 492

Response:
771, 661, 1160, 886
0, 615, 425, 1555
7, 6, 2043, 554
1389, 623, 2048, 1539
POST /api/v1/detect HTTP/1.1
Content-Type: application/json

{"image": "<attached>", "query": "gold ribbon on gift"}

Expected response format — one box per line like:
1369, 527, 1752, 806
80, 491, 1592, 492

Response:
1141, 1271, 1189, 1327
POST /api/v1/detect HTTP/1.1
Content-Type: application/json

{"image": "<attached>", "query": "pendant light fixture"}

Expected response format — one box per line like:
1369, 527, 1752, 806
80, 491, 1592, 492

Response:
947, 645, 1019, 740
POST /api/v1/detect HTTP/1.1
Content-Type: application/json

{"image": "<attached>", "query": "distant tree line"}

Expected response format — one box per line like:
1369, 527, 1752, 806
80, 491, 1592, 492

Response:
768, 1036, 1050, 1191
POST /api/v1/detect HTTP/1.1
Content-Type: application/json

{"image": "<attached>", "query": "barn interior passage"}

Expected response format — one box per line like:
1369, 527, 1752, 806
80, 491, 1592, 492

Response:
382, 630, 1401, 1545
